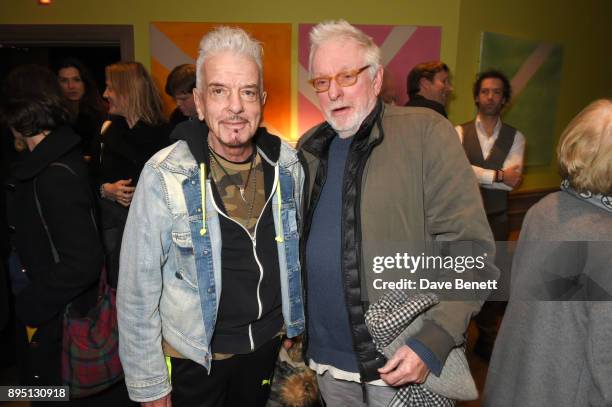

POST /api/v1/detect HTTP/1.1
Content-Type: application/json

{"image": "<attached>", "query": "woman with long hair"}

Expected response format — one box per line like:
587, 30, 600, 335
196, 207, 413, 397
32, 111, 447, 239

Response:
1, 64, 133, 405
96, 61, 171, 285
56, 57, 107, 161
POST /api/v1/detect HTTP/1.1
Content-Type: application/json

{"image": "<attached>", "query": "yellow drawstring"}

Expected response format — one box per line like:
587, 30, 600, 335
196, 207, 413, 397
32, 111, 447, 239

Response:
275, 178, 284, 243
200, 163, 207, 236
165, 356, 172, 384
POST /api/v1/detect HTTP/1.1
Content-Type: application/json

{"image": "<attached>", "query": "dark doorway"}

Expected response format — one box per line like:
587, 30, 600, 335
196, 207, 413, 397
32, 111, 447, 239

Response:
0, 44, 121, 95
0, 24, 133, 94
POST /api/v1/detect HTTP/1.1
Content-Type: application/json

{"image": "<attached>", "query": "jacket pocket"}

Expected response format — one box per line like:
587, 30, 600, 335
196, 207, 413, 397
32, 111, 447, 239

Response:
171, 231, 198, 290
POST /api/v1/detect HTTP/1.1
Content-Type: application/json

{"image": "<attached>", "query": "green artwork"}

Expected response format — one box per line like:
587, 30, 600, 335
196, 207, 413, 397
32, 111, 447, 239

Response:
480, 32, 563, 167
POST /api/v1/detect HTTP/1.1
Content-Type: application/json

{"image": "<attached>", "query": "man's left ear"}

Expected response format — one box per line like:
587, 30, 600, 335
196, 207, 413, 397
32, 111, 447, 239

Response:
261, 91, 267, 106
373, 66, 384, 96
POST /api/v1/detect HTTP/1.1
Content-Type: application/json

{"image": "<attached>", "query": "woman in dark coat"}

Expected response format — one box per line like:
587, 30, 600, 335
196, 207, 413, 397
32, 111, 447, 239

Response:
94, 62, 171, 285
1, 65, 133, 406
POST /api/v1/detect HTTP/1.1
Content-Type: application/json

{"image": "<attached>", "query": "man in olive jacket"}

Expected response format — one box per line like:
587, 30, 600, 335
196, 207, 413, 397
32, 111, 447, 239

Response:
298, 20, 496, 405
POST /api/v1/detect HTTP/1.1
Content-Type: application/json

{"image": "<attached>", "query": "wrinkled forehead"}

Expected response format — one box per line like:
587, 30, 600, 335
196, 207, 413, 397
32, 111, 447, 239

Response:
200, 50, 262, 86
311, 38, 366, 76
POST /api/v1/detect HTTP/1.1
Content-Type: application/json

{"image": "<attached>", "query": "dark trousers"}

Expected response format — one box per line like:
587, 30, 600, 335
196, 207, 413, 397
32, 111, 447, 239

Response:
486, 212, 509, 242
170, 336, 281, 407
99, 199, 128, 288
474, 212, 509, 354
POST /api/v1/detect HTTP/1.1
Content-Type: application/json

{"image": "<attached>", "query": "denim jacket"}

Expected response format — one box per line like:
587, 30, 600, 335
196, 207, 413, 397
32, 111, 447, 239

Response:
117, 133, 305, 402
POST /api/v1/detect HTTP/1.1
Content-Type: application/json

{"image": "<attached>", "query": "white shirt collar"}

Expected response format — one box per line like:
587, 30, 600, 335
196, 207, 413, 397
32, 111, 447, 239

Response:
475, 114, 502, 140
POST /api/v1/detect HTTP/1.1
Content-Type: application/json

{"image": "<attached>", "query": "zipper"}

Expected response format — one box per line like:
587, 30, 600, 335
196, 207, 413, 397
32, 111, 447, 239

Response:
353, 122, 384, 315
207, 165, 280, 351
332, 113, 385, 382
343, 117, 385, 381
339, 136, 369, 382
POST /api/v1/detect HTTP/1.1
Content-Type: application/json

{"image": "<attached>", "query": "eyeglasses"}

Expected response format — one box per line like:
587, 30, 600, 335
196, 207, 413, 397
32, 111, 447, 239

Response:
308, 65, 370, 93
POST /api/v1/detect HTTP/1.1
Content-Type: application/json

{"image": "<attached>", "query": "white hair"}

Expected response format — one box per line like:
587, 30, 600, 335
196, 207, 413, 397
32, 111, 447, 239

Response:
308, 20, 381, 79
196, 26, 264, 92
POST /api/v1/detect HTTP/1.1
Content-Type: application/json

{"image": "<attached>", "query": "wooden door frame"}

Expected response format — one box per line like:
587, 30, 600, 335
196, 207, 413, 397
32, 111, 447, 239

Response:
0, 24, 134, 60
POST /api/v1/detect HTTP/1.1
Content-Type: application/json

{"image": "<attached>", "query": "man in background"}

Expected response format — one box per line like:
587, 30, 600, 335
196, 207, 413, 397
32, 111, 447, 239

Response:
165, 63, 198, 125
405, 61, 453, 118
456, 69, 526, 361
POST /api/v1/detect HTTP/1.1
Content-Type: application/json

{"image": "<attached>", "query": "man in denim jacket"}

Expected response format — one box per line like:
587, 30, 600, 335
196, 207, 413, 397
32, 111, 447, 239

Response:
117, 27, 305, 407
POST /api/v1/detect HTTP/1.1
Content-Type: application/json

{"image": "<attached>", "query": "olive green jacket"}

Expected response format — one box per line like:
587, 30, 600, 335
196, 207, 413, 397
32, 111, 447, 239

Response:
299, 104, 497, 367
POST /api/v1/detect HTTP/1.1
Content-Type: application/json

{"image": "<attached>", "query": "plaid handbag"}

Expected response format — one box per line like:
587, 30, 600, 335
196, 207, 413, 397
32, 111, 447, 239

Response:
61, 266, 123, 398
34, 162, 123, 398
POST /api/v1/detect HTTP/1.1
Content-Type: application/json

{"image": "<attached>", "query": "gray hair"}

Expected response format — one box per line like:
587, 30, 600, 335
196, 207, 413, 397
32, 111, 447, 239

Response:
308, 20, 381, 79
196, 26, 264, 93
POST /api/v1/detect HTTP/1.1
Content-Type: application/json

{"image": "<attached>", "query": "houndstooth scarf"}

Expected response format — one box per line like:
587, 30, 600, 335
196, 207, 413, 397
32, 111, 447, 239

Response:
365, 291, 455, 407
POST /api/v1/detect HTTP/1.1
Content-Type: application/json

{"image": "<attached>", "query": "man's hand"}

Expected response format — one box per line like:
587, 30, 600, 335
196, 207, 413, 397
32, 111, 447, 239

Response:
142, 393, 172, 407
378, 345, 430, 386
103, 179, 135, 207
501, 164, 522, 188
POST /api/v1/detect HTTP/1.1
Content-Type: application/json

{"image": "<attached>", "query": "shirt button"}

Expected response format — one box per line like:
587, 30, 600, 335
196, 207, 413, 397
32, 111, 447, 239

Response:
8, 225, 16, 233
191, 180, 196, 185
175, 272, 183, 280
203, 250, 209, 255
207, 288, 214, 293
196, 208, 202, 213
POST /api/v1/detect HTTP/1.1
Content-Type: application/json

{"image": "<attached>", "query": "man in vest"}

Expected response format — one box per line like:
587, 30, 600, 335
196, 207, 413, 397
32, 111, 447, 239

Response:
456, 69, 526, 360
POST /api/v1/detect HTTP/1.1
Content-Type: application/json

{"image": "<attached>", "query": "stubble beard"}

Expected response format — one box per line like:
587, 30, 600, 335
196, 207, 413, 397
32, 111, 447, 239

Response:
326, 98, 376, 138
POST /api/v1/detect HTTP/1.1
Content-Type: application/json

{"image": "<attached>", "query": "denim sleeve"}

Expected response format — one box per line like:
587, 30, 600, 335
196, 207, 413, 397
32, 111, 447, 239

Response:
117, 163, 173, 402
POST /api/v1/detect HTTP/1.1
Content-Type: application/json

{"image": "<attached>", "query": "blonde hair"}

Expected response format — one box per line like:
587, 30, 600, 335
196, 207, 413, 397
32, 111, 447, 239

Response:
105, 62, 165, 126
308, 20, 381, 79
557, 98, 612, 195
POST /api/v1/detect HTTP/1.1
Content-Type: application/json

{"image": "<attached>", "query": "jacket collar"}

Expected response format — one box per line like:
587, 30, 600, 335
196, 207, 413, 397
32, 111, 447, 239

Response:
14, 126, 80, 181
170, 119, 282, 168
301, 98, 384, 158
406, 94, 448, 118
